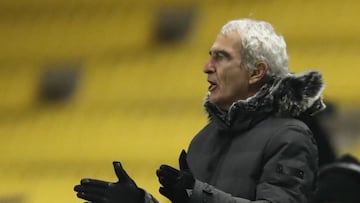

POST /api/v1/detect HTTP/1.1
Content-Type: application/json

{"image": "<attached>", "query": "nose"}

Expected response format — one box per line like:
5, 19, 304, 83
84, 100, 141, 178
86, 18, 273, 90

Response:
203, 58, 215, 74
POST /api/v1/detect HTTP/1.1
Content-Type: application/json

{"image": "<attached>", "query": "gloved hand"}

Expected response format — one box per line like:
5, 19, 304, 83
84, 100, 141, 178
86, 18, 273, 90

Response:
74, 161, 145, 203
156, 150, 195, 203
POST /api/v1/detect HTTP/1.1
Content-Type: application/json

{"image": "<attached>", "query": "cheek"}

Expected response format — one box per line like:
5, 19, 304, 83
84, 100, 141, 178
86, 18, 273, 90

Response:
222, 68, 247, 87
221, 70, 249, 98
227, 79, 247, 96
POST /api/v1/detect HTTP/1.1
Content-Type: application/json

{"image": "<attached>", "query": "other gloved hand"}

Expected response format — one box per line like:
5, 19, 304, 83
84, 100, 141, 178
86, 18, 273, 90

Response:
156, 150, 195, 203
74, 161, 145, 203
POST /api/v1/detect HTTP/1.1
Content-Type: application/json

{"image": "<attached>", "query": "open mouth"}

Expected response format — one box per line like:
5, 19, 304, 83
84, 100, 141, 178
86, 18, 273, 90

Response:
208, 80, 217, 91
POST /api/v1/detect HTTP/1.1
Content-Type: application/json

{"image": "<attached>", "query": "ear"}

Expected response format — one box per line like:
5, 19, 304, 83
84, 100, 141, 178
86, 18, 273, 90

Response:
248, 62, 268, 85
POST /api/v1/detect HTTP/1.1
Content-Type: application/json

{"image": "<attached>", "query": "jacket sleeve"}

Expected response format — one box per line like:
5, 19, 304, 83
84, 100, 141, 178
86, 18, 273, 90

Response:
189, 125, 318, 203
190, 180, 270, 203
256, 125, 318, 203
144, 190, 159, 203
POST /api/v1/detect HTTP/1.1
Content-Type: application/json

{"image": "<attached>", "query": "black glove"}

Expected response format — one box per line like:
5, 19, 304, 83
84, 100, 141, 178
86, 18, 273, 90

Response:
74, 161, 145, 203
156, 150, 195, 203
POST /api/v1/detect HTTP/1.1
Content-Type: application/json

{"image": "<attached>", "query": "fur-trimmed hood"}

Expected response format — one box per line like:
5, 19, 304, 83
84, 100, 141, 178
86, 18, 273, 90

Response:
205, 70, 326, 127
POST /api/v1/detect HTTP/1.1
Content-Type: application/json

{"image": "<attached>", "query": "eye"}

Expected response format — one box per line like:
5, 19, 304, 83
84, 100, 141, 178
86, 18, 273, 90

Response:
215, 52, 226, 59
209, 51, 230, 61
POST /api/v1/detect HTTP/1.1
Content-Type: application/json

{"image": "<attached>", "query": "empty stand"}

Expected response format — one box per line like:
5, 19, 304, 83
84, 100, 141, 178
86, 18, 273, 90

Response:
0, 1, 359, 203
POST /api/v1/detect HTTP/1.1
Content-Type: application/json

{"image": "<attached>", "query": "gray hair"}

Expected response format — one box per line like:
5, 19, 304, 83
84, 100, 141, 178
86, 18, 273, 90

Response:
221, 19, 289, 79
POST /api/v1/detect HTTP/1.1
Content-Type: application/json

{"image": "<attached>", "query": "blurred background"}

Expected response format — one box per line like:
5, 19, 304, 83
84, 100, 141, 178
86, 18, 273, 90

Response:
0, 0, 359, 202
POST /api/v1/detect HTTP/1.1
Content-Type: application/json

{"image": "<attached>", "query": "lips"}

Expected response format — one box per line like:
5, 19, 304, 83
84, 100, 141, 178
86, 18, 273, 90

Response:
209, 84, 217, 91
207, 80, 217, 91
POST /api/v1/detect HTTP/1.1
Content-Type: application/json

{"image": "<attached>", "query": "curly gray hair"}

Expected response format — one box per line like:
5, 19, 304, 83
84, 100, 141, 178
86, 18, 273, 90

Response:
221, 19, 289, 79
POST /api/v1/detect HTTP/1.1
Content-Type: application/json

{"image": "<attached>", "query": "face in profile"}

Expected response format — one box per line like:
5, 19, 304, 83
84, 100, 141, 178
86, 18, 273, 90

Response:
203, 32, 251, 110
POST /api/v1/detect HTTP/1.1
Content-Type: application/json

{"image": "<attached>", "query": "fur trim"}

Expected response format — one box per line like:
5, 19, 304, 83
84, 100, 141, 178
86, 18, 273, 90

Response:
269, 70, 326, 116
205, 70, 326, 124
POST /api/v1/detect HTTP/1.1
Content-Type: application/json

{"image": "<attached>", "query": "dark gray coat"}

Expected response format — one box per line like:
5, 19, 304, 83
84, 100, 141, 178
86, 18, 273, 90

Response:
187, 71, 324, 203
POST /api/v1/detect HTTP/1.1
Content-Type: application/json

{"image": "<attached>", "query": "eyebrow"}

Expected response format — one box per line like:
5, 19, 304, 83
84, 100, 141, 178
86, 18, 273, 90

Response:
209, 50, 231, 58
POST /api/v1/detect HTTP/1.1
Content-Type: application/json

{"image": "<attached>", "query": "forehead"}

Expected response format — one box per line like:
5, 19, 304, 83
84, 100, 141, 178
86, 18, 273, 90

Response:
211, 32, 242, 53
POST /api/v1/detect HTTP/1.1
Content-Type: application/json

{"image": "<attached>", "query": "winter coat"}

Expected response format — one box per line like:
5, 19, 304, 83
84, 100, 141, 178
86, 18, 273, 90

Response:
186, 71, 325, 203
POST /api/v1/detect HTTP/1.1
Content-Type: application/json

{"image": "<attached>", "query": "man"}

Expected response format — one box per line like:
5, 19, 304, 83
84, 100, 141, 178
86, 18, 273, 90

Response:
74, 18, 324, 203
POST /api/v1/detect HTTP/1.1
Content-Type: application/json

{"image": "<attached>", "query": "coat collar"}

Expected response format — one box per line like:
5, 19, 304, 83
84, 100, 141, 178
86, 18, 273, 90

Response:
204, 70, 326, 130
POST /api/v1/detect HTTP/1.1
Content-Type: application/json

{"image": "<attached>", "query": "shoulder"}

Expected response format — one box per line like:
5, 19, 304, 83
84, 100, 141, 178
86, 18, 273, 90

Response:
188, 122, 216, 145
260, 116, 318, 161
263, 116, 315, 142
266, 116, 314, 143
260, 116, 311, 132
248, 116, 314, 145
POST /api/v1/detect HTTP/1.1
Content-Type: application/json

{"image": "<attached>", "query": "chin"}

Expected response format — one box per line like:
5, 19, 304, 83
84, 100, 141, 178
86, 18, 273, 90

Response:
209, 96, 232, 110
208, 95, 222, 106
208, 94, 217, 103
